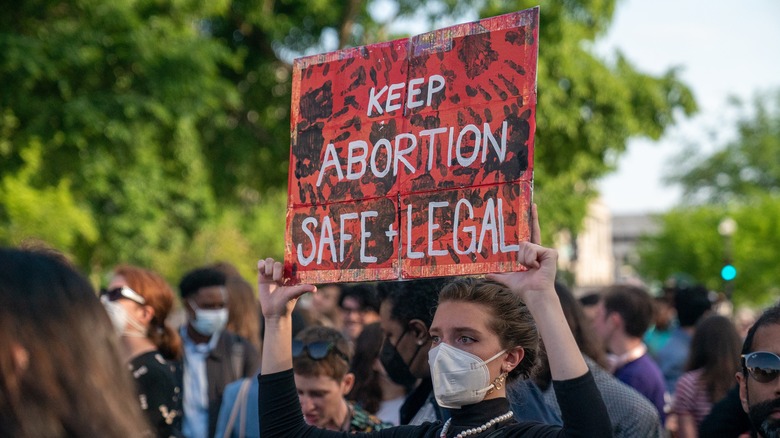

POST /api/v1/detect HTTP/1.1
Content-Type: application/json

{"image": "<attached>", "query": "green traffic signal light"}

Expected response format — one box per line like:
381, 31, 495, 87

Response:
721, 264, 737, 281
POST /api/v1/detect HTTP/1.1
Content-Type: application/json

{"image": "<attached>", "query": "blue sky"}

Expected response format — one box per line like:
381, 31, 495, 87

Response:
596, 0, 780, 214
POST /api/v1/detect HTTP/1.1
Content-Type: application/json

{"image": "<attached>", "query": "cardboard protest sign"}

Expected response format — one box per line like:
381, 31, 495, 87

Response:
285, 7, 538, 284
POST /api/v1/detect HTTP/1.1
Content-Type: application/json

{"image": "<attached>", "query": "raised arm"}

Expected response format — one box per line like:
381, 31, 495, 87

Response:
486, 205, 588, 381
257, 258, 316, 374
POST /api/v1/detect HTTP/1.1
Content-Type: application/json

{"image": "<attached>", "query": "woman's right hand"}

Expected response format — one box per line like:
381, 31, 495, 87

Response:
257, 258, 316, 320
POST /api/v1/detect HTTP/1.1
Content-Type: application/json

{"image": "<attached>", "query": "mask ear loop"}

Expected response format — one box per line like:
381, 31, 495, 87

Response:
403, 322, 428, 365
124, 310, 150, 338
484, 350, 509, 396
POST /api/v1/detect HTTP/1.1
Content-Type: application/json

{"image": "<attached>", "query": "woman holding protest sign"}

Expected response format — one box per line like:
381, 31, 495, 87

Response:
255, 205, 611, 437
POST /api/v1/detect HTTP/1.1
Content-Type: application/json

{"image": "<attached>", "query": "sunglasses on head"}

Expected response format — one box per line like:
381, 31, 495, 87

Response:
742, 351, 780, 383
100, 286, 146, 306
292, 340, 349, 362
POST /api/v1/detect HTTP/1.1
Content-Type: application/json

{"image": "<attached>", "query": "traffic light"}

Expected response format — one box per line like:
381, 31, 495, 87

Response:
721, 264, 737, 281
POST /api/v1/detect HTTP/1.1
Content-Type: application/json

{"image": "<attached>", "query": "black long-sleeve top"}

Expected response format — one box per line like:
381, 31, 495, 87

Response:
258, 369, 611, 437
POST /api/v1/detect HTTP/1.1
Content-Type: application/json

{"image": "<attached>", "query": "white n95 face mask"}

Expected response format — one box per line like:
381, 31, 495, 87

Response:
428, 343, 506, 409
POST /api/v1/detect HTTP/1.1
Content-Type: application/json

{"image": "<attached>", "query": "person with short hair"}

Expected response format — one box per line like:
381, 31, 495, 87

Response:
656, 283, 712, 394
294, 325, 392, 432
530, 282, 664, 437
311, 283, 344, 330
339, 283, 381, 342
735, 303, 780, 438
592, 284, 667, 421
177, 267, 259, 438
644, 294, 677, 358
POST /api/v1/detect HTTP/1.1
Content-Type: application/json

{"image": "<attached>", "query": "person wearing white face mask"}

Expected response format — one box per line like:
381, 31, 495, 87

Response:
102, 265, 184, 437
255, 205, 612, 437
177, 267, 259, 438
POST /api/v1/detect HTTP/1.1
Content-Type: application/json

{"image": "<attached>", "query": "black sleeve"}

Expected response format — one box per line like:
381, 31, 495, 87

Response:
258, 369, 430, 438
699, 384, 751, 438
553, 371, 612, 438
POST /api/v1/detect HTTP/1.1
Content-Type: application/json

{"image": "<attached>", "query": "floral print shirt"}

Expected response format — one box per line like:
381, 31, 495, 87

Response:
130, 351, 183, 437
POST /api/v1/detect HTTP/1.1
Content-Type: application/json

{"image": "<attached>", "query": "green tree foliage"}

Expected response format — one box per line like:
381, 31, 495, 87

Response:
0, 138, 98, 249
639, 91, 780, 305
481, 0, 696, 241
1, 0, 237, 276
1, 0, 696, 283
637, 196, 780, 305
666, 91, 780, 204
206, 0, 696, 244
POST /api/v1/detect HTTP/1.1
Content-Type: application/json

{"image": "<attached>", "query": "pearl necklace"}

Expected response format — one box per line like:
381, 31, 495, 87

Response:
439, 411, 514, 438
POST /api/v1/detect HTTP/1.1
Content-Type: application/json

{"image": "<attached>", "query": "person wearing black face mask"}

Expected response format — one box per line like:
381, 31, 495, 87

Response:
377, 278, 450, 425
379, 327, 422, 389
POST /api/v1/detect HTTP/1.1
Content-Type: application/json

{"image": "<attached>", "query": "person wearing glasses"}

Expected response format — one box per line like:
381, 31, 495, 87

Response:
735, 303, 780, 438
293, 325, 392, 432
255, 207, 612, 437
214, 324, 391, 438
339, 283, 381, 342
102, 265, 184, 438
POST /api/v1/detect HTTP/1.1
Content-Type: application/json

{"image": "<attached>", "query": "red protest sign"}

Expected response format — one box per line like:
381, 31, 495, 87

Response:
285, 7, 538, 284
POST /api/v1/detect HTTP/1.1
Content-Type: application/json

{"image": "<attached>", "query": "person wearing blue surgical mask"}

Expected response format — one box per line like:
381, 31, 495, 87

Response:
177, 267, 259, 438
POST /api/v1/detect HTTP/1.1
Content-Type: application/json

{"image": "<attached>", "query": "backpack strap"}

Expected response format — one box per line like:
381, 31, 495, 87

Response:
222, 378, 252, 438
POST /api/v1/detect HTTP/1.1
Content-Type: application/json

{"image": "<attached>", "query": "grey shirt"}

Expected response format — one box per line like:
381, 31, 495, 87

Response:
541, 356, 664, 438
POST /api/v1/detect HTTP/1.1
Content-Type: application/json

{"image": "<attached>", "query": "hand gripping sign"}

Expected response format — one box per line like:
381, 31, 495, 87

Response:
284, 7, 538, 284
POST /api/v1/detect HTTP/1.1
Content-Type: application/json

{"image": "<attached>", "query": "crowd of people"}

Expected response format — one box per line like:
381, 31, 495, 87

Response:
1, 208, 779, 438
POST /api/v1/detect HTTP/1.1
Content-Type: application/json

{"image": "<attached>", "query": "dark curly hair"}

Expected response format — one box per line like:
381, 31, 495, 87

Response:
378, 277, 448, 328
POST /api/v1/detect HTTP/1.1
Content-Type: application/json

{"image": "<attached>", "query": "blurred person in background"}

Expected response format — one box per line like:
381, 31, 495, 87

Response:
656, 283, 713, 395
310, 283, 344, 330
347, 322, 408, 425
177, 267, 259, 438
529, 282, 663, 437
734, 306, 758, 340
592, 283, 667, 421
103, 265, 184, 437
339, 283, 381, 343
212, 262, 262, 353
0, 247, 148, 437
735, 303, 780, 438
645, 294, 677, 358
577, 292, 601, 326
667, 314, 741, 438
